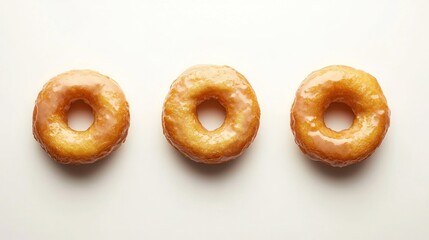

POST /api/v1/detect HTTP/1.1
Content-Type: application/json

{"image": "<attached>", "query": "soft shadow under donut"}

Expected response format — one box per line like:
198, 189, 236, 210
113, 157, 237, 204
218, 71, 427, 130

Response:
296, 147, 374, 180
167, 145, 247, 178
300, 132, 391, 180
36, 143, 125, 179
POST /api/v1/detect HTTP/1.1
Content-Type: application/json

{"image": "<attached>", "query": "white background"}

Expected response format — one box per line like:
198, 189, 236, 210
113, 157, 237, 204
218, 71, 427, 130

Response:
1, 0, 428, 239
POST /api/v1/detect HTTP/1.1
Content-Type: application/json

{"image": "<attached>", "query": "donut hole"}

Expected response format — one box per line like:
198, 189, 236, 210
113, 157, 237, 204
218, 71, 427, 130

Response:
67, 100, 94, 131
197, 98, 226, 131
323, 102, 355, 132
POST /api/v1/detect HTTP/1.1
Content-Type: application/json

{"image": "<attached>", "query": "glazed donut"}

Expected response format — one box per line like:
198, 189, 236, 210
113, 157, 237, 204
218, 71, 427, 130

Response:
290, 65, 390, 167
33, 70, 130, 164
162, 65, 260, 164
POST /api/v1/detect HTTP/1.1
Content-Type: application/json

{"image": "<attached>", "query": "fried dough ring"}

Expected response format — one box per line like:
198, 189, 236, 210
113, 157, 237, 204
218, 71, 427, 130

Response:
33, 70, 130, 164
162, 65, 260, 164
291, 65, 390, 167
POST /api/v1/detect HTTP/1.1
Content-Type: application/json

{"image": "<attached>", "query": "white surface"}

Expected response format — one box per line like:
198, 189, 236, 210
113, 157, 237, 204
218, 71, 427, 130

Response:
1, 0, 428, 239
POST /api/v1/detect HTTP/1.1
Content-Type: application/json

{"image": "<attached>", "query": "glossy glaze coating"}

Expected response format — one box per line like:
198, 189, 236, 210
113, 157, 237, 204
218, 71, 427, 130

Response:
33, 70, 130, 164
162, 65, 260, 164
290, 65, 390, 167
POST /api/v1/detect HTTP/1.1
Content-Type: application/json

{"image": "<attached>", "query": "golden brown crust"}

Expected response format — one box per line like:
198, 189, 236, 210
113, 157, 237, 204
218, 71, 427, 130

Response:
290, 65, 390, 167
162, 65, 260, 164
33, 70, 130, 164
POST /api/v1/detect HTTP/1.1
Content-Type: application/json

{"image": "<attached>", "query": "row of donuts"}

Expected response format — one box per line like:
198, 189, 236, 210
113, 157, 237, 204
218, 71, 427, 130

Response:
32, 65, 390, 168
